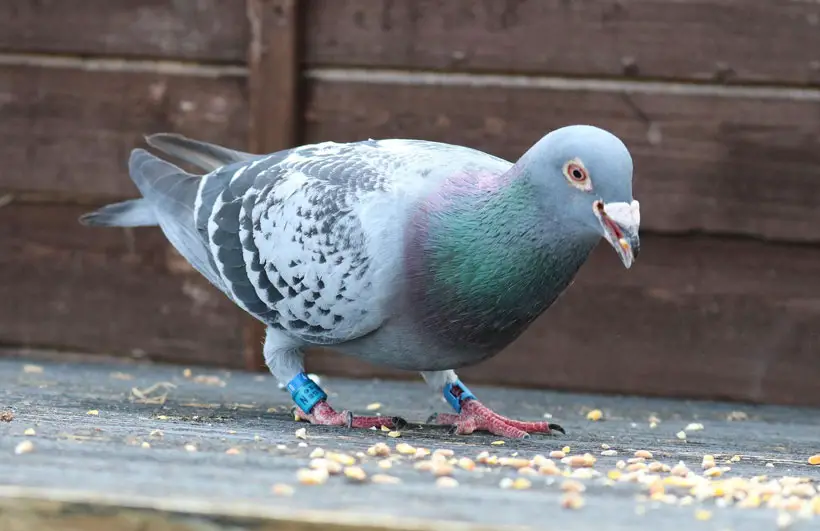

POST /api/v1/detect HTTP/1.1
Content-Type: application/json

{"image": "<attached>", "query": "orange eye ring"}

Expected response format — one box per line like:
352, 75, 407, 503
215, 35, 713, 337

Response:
566, 162, 587, 182
563, 158, 592, 191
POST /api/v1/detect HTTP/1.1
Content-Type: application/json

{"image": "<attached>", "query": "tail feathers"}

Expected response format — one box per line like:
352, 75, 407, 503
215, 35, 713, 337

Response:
145, 133, 257, 173
79, 199, 157, 227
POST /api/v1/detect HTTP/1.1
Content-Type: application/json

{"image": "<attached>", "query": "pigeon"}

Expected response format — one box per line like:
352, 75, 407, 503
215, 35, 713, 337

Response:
80, 125, 640, 438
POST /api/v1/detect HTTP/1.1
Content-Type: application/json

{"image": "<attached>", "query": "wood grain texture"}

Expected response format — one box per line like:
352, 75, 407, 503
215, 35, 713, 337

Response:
303, 79, 820, 243
245, 0, 304, 371
0, 64, 248, 198
304, 0, 820, 85
306, 234, 820, 407
0, 0, 248, 63
0, 203, 244, 366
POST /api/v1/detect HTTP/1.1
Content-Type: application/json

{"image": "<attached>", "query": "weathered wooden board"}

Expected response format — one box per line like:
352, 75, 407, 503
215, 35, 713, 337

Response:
2, 358, 820, 531
0, 203, 244, 366
307, 233, 820, 408
5, 66, 820, 241
0, 0, 248, 63
0, 64, 248, 198
303, 78, 820, 243
3, 1, 819, 86
305, 0, 820, 85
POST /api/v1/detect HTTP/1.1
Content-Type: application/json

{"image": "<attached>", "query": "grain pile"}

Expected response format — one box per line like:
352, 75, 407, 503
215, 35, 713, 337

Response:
282, 429, 820, 523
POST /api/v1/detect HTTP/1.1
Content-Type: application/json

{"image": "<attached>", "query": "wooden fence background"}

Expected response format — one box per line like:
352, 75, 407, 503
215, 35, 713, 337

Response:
1, 0, 819, 407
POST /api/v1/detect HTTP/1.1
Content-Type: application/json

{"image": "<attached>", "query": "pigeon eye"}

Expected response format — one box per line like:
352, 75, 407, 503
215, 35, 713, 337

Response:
562, 159, 592, 191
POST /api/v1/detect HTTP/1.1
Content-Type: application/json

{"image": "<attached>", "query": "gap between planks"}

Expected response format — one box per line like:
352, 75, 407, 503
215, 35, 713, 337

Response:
2, 52, 820, 101
0, 486, 524, 531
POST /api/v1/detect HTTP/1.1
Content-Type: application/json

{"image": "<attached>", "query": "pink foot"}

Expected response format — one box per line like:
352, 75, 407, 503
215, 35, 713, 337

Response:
293, 401, 406, 430
428, 400, 564, 438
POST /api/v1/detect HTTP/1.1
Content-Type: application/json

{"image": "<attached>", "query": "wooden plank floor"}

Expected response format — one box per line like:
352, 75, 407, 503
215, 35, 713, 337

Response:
1, 357, 819, 530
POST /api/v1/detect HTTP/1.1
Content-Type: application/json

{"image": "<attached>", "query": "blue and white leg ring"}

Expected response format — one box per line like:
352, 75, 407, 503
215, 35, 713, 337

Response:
443, 379, 477, 413
286, 372, 327, 413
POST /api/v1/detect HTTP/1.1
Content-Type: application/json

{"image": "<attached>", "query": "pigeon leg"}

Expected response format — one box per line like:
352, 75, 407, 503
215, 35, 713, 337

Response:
421, 370, 564, 439
264, 329, 403, 430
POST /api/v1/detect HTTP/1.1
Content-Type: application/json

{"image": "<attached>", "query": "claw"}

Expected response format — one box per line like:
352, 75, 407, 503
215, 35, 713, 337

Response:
430, 399, 561, 438
391, 416, 408, 430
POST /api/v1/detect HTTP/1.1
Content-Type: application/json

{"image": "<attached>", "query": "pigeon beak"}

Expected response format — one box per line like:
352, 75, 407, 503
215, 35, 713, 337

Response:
594, 200, 641, 269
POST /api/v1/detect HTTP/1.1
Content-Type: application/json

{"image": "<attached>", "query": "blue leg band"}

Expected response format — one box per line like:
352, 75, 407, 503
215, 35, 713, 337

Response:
443, 379, 477, 413
287, 372, 327, 413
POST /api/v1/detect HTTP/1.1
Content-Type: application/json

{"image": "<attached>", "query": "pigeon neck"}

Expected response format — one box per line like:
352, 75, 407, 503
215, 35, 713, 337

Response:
404, 169, 597, 351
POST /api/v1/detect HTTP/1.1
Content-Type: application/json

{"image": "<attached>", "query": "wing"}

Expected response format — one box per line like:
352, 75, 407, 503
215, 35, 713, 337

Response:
199, 139, 512, 346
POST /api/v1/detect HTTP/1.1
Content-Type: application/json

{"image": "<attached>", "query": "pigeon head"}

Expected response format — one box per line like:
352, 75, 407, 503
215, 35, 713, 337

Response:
521, 124, 640, 268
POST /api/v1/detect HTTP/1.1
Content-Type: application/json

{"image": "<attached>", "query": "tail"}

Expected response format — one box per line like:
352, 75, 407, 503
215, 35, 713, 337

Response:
79, 134, 257, 228
78, 199, 157, 227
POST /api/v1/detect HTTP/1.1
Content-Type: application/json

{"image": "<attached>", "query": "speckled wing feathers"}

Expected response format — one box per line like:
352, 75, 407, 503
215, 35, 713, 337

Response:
197, 141, 415, 344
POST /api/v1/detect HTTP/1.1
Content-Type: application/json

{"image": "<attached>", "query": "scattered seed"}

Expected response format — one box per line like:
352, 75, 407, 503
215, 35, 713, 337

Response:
294, 427, 307, 440
87, 410, 99, 416
436, 476, 459, 488
372, 474, 401, 485
326, 452, 356, 466
766, 463, 775, 468
365, 402, 382, 411
601, 443, 611, 450
141, 442, 151, 449
22, 364, 43, 374
730, 455, 742, 463
184, 444, 197, 452
561, 493, 585, 510
367, 443, 391, 457
550, 450, 566, 459
297, 442, 308, 448
563, 454, 596, 468
310, 448, 325, 458
703, 467, 723, 478
727, 411, 748, 421
808, 454, 820, 466
511, 477, 532, 490
378, 459, 392, 469
380, 425, 390, 432
684, 423, 704, 431
490, 440, 505, 446
344, 466, 367, 482
499, 457, 531, 469
0, 411, 13, 422
776, 512, 794, 529
297, 467, 329, 485
23, 428, 35, 436
561, 480, 586, 493
601, 450, 618, 457
694, 509, 712, 521
395, 443, 416, 455
634, 450, 653, 459
14, 440, 35, 455
586, 409, 603, 421
676, 431, 687, 440
433, 448, 455, 458
457, 457, 476, 471
562, 446, 571, 454
272, 483, 294, 496
387, 430, 401, 438
225, 447, 241, 455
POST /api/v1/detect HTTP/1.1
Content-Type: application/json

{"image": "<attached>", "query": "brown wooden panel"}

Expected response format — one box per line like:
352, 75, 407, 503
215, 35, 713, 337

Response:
303, 79, 820, 243
305, 0, 820, 85
0, 203, 244, 367
0, 65, 248, 198
306, 234, 820, 408
0, 0, 248, 62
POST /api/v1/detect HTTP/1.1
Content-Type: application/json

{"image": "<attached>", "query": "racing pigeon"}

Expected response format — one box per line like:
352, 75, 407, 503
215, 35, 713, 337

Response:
80, 125, 640, 438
